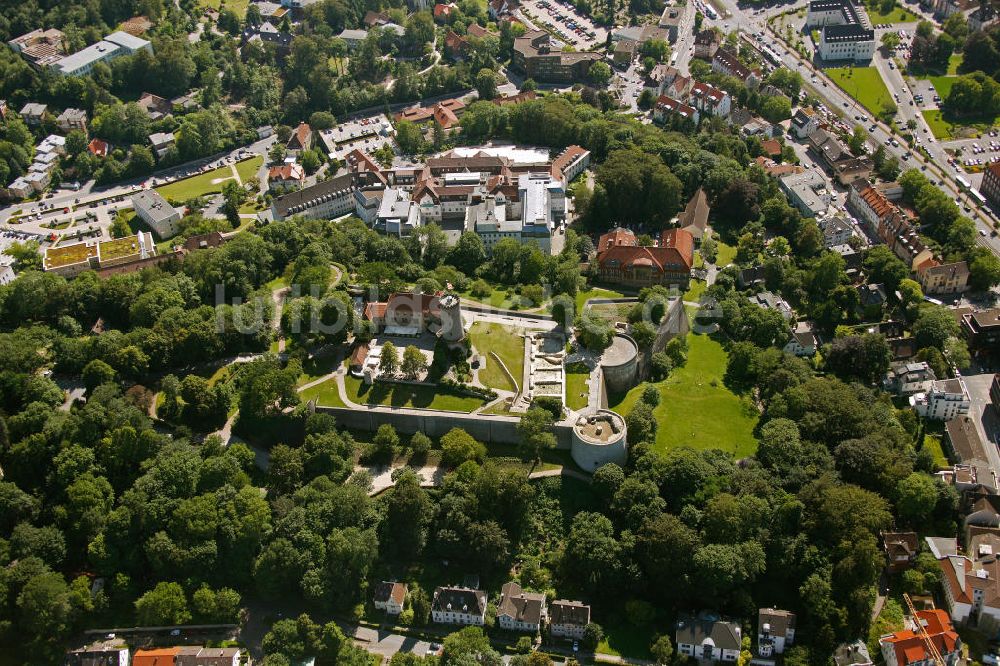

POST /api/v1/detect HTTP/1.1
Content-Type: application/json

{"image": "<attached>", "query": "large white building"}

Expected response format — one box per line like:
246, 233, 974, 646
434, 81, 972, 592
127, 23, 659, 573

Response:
676, 616, 742, 662
806, 0, 874, 61
497, 582, 547, 633
131, 190, 181, 238
910, 378, 971, 420
51, 31, 152, 77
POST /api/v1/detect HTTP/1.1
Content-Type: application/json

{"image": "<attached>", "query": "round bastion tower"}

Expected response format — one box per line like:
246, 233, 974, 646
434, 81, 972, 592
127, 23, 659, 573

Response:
437, 293, 465, 343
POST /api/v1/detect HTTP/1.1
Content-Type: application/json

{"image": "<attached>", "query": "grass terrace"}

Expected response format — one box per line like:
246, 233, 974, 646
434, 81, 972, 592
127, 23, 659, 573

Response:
303, 375, 487, 412
44, 241, 96, 269
198, 0, 250, 17
610, 332, 759, 458
826, 66, 894, 116
299, 376, 347, 408
714, 241, 737, 267
98, 235, 142, 261
922, 433, 949, 470
864, 0, 917, 23
155, 164, 239, 201
565, 362, 590, 411
235, 155, 264, 183
575, 286, 627, 312
684, 279, 707, 302
469, 322, 525, 393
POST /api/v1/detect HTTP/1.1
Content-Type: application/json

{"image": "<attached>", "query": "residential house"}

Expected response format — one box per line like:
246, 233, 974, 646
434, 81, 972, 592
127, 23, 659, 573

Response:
961, 308, 1000, 361
791, 107, 820, 139
757, 608, 795, 657
613, 39, 638, 67
911, 378, 971, 420
738, 265, 766, 288
133, 648, 181, 666
138, 92, 172, 120
946, 415, 988, 469
444, 30, 470, 59
809, 129, 873, 184
549, 599, 590, 639
131, 190, 181, 238
819, 212, 855, 248
856, 283, 887, 319
834, 641, 873, 666
675, 615, 742, 662
493, 91, 538, 106
653, 95, 700, 125
88, 138, 110, 157
56, 107, 87, 133
497, 582, 547, 633
917, 260, 969, 295
176, 647, 242, 665
688, 81, 731, 117
979, 161, 1000, 208
783, 321, 818, 357
434, 2, 458, 19
936, 528, 1000, 635
268, 163, 305, 192
881, 531, 919, 573
693, 29, 721, 59
511, 30, 603, 83
244, 21, 294, 52
431, 586, 488, 626
752, 291, 794, 320
7, 178, 33, 199
148, 131, 175, 158
373, 581, 407, 615
488, 0, 519, 20
66, 637, 130, 666
394, 98, 466, 130
595, 227, 694, 289
712, 48, 761, 87
676, 188, 710, 241
883, 361, 936, 396
287, 122, 314, 154
779, 169, 833, 219
20, 102, 47, 125
550, 144, 590, 185
364, 10, 394, 26
878, 609, 961, 666
848, 179, 933, 270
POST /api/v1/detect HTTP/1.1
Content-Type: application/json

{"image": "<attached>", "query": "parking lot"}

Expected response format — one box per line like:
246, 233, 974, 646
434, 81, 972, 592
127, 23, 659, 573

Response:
519, 0, 606, 50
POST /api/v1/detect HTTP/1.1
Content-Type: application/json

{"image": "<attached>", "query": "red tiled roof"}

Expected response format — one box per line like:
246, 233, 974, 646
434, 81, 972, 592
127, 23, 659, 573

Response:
87, 138, 110, 157
881, 610, 959, 666
434, 2, 457, 17
761, 139, 782, 157
133, 648, 180, 666
287, 122, 312, 150
492, 90, 537, 106
551, 145, 588, 179
596, 227, 694, 273
269, 163, 304, 181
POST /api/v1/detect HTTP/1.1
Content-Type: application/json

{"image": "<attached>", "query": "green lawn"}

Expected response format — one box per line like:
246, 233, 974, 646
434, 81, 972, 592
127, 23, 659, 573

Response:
597, 620, 653, 660
345, 375, 485, 412
863, 1, 916, 23
684, 279, 707, 302
460, 286, 532, 310
922, 109, 956, 139
923, 433, 949, 470
155, 164, 238, 201
468, 322, 524, 392
198, 0, 250, 17
928, 75, 958, 101
235, 155, 264, 183
609, 332, 759, 458
826, 66, 894, 116
715, 241, 736, 267
565, 362, 590, 411
575, 286, 627, 312
296, 354, 341, 387
299, 376, 348, 407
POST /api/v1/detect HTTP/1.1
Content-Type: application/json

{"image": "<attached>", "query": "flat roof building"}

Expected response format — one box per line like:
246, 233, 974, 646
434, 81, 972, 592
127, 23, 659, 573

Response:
131, 190, 181, 238
51, 31, 152, 77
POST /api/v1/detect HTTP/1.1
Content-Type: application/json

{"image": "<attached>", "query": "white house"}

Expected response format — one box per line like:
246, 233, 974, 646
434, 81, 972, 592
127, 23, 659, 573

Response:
910, 378, 970, 420
497, 582, 547, 633
675, 615, 742, 663
373, 581, 407, 615
758, 608, 796, 657
879, 609, 961, 666
549, 599, 590, 640
783, 323, 817, 357
431, 587, 487, 626
66, 637, 130, 666
883, 361, 936, 396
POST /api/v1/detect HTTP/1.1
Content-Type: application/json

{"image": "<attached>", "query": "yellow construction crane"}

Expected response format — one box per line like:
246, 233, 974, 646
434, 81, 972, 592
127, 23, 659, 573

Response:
903, 593, 947, 666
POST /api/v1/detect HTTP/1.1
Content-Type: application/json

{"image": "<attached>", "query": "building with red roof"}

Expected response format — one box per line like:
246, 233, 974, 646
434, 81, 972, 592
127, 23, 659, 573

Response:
595, 227, 693, 289
87, 137, 110, 157
878, 609, 960, 666
133, 647, 181, 666
434, 2, 458, 19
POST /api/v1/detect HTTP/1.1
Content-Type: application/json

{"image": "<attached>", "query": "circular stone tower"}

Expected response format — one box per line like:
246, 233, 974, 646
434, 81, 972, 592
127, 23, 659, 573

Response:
571, 409, 628, 472
437, 293, 465, 343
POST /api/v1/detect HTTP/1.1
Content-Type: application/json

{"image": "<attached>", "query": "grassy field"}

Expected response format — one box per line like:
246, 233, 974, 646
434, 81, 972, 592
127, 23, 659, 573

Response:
156, 164, 238, 201
922, 109, 957, 139
469, 322, 524, 392
296, 354, 340, 387
299, 376, 347, 407
826, 66, 893, 116
235, 156, 263, 183
715, 241, 736, 267
609, 332, 759, 458
863, 1, 916, 23
575, 286, 627, 312
198, 0, 250, 17
565, 362, 590, 411
460, 286, 531, 310
684, 279, 707, 302
300, 375, 486, 412
923, 433, 949, 470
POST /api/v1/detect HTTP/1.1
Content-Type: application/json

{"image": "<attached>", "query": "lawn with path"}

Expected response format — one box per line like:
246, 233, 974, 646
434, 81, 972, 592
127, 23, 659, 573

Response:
235, 155, 264, 183
575, 286, 627, 313
609, 332, 759, 458
826, 66, 894, 116
469, 322, 524, 392
299, 376, 348, 407
155, 164, 239, 201
565, 362, 590, 411
304, 374, 486, 412
863, 0, 916, 23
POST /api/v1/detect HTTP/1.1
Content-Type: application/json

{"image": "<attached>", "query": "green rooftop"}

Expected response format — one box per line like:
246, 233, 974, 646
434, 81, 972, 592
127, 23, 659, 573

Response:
99, 235, 142, 262
44, 242, 97, 268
